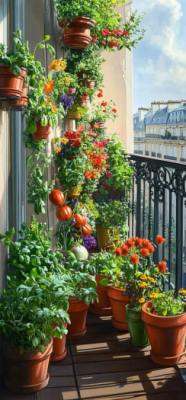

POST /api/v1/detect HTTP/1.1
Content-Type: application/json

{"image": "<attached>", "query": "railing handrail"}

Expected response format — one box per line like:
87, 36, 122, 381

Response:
129, 153, 186, 171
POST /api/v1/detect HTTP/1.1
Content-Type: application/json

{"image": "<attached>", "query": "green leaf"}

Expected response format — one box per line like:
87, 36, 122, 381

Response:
26, 155, 34, 168
46, 43, 55, 57
9, 65, 22, 75
39, 43, 45, 49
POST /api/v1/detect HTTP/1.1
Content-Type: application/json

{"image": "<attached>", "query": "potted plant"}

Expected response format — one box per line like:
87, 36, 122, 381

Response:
142, 290, 186, 365
52, 67, 78, 95
95, 199, 130, 249
75, 52, 105, 90
0, 274, 71, 393
88, 97, 118, 129
68, 103, 88, 120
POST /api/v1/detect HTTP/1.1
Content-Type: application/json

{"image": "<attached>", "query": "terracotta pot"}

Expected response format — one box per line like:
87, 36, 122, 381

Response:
4, 339, 53, 393
50, 324, 67, 362
82, 80, 96, 89
0, 66, 27, 101
67, 297, 89, 340
68, 87, 76, 95
89, 274, 112, 316
32, 120, 51, 140
68, 106, 81, 120
0, 84, 29, 111
59, 17, 94, 50
67, 185, 81, 198
108, 286, 129, 330
90, 121, 105, 129
126, 305, 150, 347
78, 99, 87, 107
66, 155, 76, 160
76, 71, 91, 80
142, 301, 186, 365
96, 224, 119, 250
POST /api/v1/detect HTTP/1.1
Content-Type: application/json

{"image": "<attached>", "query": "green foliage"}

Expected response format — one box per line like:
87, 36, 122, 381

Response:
63, 264, 98, 305
147, 292, 185, 316
53, 69, 78, 93
95, 199, 130, 230
84, 251, 122, 275
56, 154, 87, 192
87, 100, 117, 123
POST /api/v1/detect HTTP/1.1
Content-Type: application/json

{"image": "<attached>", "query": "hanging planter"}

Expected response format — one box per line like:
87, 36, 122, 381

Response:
0, 66, 27, 101
108, 286, 129, 330
96, 224, 119, 250
32, 120, 51, 140
67, 184, 81, 198
89, 274, 112, 316
66, 155, 76, 160
59, 17, 95, 50
67, 297, 89, 340
0, 84, 29, 111
142, 300, 186, 365
68, 105, 81, 120
126, 305, 150, 347
82, 80, 96, 89
90, 121, 105, 129
50, 324, 67, 362
4, 339, 53, 393
76, 71, 91, 80
68, 87, 76, 95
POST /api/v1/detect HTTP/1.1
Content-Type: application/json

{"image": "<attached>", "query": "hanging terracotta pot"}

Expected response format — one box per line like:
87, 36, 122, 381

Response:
59, 17, 95, 50
89, 274, 112, 316
0, 66, 27, 101
90, 121, 105, 129
32, 120, 51, 140
50, 324, 67, 362
68, 106, 81, 120
76, 71, 91, 80
4, 339, 53, 393
126, 305, 150, 347
0, 84, 29, 111
67, 297, 89, 340
78, 99, 87, 107
82, 80, 96, 89
108, 286, 129, 330
68, 87, 76, 95
142, 301, 186, 365
66, 155, 76, 160
96, 224, 119, 250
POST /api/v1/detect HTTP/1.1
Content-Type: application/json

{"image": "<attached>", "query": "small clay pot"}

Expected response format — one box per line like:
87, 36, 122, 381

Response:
0, 66, 27, 100
108, 286, 129, 330
67, 297, 89, 340
68, 87, 76, 95
78, 99, 87, 107
32, 120, 51, 140
82, 80, 96, 89
66, 155, 76, 160
50, 324, 67, 362
4, 339, 53, 393
89, 274, 112, 316
76, 71, 91, 80
90, 121, 105, 129
0, 84, 29, 111
59, 17, 94, 50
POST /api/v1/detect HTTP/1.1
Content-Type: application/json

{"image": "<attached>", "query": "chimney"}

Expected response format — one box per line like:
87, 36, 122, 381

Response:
167, 100, 181, 112
151, 101, 160, 117
138, 107, 149, 122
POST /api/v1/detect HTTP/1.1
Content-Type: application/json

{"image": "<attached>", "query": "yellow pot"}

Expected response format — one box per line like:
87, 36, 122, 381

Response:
67, 186, 81, 198
68, 106, 81, 120
96, 224, 119, 250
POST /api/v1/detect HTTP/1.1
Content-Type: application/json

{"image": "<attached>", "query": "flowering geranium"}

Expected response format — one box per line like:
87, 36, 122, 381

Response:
87, 99, 118, 124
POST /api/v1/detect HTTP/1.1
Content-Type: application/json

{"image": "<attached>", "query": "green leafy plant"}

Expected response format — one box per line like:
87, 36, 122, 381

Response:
63, 266, 98, 305
56, 154, 87, 192
53, 69, 78, 94
88, 100, 118, 123
147, 292, 185, 316
84, 251, 122, 275
95, 199, 130, 231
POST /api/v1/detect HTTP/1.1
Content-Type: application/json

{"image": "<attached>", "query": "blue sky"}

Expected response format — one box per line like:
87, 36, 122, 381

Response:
133, 0, 186, 112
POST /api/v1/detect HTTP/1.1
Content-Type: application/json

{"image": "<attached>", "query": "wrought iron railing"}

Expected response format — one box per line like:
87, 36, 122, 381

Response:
128, 153, 186, 292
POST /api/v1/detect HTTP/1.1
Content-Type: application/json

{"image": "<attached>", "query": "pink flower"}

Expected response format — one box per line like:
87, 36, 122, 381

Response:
104, 182, 108, 186
106, 172, 112, 177
77, 124, 85, 132
102, 140, 106, 145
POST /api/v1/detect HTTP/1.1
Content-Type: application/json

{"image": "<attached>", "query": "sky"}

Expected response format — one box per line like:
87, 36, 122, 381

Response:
133, 0, 186, 113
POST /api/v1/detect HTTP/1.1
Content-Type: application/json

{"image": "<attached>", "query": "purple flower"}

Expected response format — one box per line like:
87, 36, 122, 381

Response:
60, 95, 76, 111
83, 235, 97, 250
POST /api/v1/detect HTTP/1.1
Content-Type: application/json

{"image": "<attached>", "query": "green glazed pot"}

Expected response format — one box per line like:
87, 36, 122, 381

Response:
126, 304, 150, 347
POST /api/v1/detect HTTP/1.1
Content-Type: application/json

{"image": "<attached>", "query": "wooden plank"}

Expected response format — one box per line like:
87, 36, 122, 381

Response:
37, 387, 79, 400
48, 364, 74, 377
83, 393, 186, 400
50, 346, 72, 365
0, 390, 35, 400
86, 314, 112, 325
73, 350, 151, 363
84, 323, 118, 334
71, 340, 150, 356
47, 376, 76, 387
69, 331, 129, 345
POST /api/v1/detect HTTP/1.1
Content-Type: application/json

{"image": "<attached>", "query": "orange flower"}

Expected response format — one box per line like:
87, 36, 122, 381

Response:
140, 248, 149, 257
130, 254, 139, 264
157, 261, 167, 273
44, 80, 53, 94
121, 244, 129, 256
97, 93, 103, 98
138, 298, 145, 303
134, 237, 142, 247
142, 239, 150, 249
148, 244, 155, 253
114, 248, 122, 257
52, 104, 57, 112
140, 275, 147, 280
126, 238, 134, 248
156, 235, 165, 245
55, 146, 61, 153
46, 95, 50, 105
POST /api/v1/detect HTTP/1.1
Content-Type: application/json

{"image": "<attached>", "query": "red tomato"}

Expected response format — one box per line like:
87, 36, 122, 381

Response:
74, 213, 87, 227
49, 190, 65, 207
82, 223, 92, 236
56, 205, 72, 221
73, 222, 81, 230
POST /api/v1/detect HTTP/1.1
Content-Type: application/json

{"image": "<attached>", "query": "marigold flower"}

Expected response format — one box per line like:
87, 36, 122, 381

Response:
134, 237, 142, 247
44, 80, 53, 94
49, 58, 66, 71
157, 261, 167, 273
55, 146, 61, 153
149, 293, 159, 299
142, 239, 150, 249
179, 288, 184, 293
121, 244, 129, 256
148, 244, 155, 253
126, 238, 134, 248
140, 275, 147, 280
140, 248, 149, 257
148, 277, 155, 283
138, 298, 145, 303
138, 282, 148, 288
156, 235, 165, 245
114, 248, 122, 257
61, 137, 69, 144
52, 104, 57, 112
130, 254, 139, 264
179, 289, 186, 295
97, 93, 103, 98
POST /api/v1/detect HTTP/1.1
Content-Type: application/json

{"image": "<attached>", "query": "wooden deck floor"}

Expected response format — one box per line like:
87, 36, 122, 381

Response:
1, 312, 186, 400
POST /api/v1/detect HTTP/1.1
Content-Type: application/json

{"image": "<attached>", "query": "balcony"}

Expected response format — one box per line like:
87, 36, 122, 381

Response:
134, 137, 146, 141
157, 153, 162, 158
146, 134, 186, 141
145, 150, 149, 156
151, 151, 156, 157
164, 155, 177, 161
134, 150, 143, 155
180, 158, 186, 163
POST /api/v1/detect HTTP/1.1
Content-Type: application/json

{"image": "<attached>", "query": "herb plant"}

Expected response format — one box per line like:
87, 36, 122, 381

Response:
147, 292, 185, 317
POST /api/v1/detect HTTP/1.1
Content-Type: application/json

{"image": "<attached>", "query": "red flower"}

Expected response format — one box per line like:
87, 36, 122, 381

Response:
93, 34, 97, 38
126, 238, 134, 248
106, 172, 112, 177
140, 248, 149, 257
44, 80, 53, 94
103, 109, 106, 113
155, 235, 165, 245
113, 42, 118, 47
158, 261, 167, 273
107, 138, 110, 142
130, 255, 139, 264
93, 39, 98, 43
112, 108, 117, 113
142, 239, 150, 249
121, 244, 129, 256
101, 101, 107, 106
97, 93, 103, 98
100, 29, 111, 37
134, 237, 142, 247
108, 40, 114, 48
81, 95, 86, 100
124, 30, 129, 36
101, 40, 106, 45
148, 245, 155, 253
98, 88, 103, 93
114, 248, 122, 257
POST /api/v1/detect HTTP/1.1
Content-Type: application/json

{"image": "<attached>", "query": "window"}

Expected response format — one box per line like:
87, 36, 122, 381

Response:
173, 147, 177, 157
138, 132, 141, 138
182, 147, 186, 158
173, 128, 176, 136
166, 146, 169, 156
181, 128, 183, 137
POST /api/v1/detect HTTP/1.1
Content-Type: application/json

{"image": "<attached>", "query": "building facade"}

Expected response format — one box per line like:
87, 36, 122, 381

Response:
134, 101, 186, 162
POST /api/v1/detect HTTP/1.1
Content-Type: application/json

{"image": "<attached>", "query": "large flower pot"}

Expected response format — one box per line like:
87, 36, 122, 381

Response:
126, 305, 150, 347
108, 286, 129, 330
142, 301, 186, 365
0, 66, 27, 100
0, 84, 29, 111
82, 80, 96, 89
96, 224, 118, 250
59, 17, 94, 50
4, 339, 53, 393
89, 274, 112, 316
32, 120, 51, 140
50, 324, 67, 362
67, 298, 89, 340
68, 106, 81, 120
90, 121, 105, 129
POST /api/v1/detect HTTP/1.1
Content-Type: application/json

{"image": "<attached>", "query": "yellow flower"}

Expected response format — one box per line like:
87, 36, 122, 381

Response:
149, 293, 159, 299
55, 146, 61, 153
155, 288, 159, 293
138, 298, 145, 304
149, 277, 155, 283
61, 137, 69, 145
179, 289, 186, 295
138, 282, 148, 288
49, 58, 66, 71
140, 275, 147, 281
